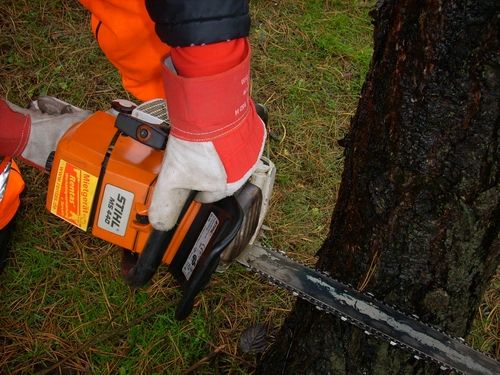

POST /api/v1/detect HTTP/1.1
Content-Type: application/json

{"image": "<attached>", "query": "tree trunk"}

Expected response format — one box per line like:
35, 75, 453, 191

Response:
258, 1, 499, 374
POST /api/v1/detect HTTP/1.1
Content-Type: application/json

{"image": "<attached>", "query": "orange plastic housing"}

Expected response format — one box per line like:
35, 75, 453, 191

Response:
46, 111, 174, 260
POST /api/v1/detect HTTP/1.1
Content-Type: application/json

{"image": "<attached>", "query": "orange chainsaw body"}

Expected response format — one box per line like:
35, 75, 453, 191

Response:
45, 111, 198, 264
45, 107, 261, 320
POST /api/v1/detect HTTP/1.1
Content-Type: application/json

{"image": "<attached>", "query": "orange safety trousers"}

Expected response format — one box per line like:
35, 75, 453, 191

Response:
78, 1, 246, 100
79, 0, 171, 101
0, 158, 25, 230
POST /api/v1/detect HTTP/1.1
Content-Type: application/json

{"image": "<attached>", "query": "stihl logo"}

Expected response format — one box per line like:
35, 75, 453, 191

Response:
104, 194, 126, 228
98, 185, 134, 236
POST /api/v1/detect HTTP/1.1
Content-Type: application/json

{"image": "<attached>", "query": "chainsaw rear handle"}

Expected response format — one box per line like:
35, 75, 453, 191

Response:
123, 191, 197, 288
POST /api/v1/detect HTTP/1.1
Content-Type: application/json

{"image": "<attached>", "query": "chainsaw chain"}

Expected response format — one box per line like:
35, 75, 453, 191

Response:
242, 246, 498, 374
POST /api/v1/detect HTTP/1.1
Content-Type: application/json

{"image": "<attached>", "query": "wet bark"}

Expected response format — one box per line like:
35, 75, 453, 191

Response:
258, 1, 499, 374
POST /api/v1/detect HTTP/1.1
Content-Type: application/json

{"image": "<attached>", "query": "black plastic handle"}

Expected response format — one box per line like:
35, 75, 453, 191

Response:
123, 191, 197, 288
173, 196, 244, 320
122, 228, 174, 288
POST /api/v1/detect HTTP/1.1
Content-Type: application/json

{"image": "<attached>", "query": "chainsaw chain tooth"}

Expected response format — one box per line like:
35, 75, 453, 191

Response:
242, 245, 499, 375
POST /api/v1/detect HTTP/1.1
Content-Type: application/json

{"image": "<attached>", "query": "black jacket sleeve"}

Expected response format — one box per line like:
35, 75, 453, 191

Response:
146, 0, 250, 47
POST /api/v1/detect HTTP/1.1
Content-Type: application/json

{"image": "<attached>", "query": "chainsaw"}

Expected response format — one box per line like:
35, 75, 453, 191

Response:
44, 99, 499, 375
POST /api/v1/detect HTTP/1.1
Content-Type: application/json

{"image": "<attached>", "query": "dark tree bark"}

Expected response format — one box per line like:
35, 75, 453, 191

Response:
258, 1, 499, 374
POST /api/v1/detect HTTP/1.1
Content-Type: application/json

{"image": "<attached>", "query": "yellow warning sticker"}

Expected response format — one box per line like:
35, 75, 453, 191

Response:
50, 159, 98, 230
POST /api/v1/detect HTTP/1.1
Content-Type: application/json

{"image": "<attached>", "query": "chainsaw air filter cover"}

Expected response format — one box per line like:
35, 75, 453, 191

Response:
46, 111, 163, 253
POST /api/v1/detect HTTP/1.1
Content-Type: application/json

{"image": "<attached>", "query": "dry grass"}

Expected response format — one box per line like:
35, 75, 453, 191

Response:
470, 269, 500, 359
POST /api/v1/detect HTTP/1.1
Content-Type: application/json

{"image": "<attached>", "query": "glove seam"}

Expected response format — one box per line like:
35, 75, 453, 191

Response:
171, 105, 250, 142
13, 114, 31, 157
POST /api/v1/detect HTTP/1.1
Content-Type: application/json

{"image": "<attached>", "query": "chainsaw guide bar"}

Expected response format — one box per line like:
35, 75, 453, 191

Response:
237, 244, 500, 375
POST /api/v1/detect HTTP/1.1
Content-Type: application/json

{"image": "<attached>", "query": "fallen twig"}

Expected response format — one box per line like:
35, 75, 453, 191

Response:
181, 345, 226, 374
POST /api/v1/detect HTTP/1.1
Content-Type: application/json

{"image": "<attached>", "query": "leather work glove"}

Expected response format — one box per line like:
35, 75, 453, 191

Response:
148, 39, 266, 231
0, 97, 91, 170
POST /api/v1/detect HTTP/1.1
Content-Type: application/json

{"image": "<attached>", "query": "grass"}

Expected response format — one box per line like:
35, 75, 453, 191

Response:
252, 0, 373, 263
0, 0, 497, 373
470, 268, 500, 358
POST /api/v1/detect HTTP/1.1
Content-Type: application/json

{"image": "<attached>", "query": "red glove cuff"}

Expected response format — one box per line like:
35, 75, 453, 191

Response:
162, 38, 265, 183
213, 103, 265, 183
0, 100, 30, 157
161, 40, 252, 142
171, 38, 247, 78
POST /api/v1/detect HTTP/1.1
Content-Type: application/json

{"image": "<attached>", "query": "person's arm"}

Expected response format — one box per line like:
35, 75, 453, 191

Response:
145, 0, 266, 231
0, 97, 90, 170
